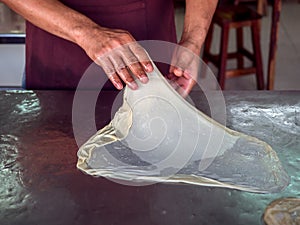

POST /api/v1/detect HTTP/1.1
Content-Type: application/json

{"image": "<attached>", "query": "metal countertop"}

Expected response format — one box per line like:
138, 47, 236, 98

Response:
0, 90, 299, 225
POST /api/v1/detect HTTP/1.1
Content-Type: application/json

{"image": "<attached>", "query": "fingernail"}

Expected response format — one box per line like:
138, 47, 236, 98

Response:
127, 81, 138, 90
174, 69, 182, 77
116, 82, 123, 90
145, 63, 153, 72
140, 76, 148, 84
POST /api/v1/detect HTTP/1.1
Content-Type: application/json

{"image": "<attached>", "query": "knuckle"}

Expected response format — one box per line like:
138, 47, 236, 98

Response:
104, 67, 116, 76
125, 55, 138, 65
119, 31, 133, 42
110, 39, 122, 48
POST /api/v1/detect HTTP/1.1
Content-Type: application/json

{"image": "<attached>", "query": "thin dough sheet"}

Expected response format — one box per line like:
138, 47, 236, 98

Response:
77, 67, 289, 193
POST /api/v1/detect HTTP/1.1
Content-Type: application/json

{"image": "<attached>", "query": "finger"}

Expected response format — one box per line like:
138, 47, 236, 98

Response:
175, 82, 192, 98
175, 59, 198, 79
108, 73, 124, 90
108, 53, 141, 88
170, 45, 180, 71
183, 70, 192, 79
117, 67, 138, 90
184, 79, 196, 96
187, 57, 200, 80
108, 53, 126, 74
128, 62, 149, 84
173, 67, 184, 77
174, 77, 188, 97
171, 46, 195, 77
128, 43, 153, 72
175, 78, 196, 98
95, 55, 116, 76
170, 51, 184, 77
168, 79, 180, 90
170, 47, 183, 77
121, 49, 149, 84
95, 56, 124, 90
169, 65, 176, 74
165, 73, 177, 81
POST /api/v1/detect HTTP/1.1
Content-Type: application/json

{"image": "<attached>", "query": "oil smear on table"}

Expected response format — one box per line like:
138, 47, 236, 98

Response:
76, 66, 289, 193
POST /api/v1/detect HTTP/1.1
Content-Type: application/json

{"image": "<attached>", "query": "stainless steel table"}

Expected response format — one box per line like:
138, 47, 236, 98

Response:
0, 90, 299, 225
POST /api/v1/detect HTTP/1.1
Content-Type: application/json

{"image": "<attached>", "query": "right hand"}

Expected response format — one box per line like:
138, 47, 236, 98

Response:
78, 26, 153, 90
167, 39, 201, 97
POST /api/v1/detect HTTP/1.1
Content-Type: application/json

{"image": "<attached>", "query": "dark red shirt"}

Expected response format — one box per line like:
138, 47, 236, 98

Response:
25, 0, 177, 89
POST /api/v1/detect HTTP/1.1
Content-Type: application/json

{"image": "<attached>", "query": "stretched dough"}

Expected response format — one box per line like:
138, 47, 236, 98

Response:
77, 67, 289, 193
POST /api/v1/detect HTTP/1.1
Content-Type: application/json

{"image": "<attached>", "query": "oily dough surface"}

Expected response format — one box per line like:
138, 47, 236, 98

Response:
77, 67, 289, 193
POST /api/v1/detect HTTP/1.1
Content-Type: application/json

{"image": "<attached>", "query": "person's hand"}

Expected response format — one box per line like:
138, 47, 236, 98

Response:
78, 26, 153, 90
167, 0, 217, 97
168, 39, 201, 97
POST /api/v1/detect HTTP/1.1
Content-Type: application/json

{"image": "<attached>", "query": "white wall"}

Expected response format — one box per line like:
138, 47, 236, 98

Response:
0, 44, 25, 87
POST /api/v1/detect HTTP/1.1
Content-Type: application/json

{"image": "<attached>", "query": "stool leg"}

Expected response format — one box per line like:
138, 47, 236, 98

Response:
236, 27, 244, 69
218, 24, 230, 90
251, 21, 264, 90
203, 25, 214, 64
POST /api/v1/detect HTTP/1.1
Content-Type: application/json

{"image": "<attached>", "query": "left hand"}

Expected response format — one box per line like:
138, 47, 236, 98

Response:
168, 39, 201, 97
167, 0, 217, 97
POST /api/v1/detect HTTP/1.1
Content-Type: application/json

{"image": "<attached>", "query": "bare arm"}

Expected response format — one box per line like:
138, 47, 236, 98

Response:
169, 0, 217, 96
2, 0, 153, 90
2, 0, 95, 45
180, 0, 218, 55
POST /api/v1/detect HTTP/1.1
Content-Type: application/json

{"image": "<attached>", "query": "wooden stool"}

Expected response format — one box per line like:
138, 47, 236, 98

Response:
234, 0, 268, 16
203, 5, 264, 90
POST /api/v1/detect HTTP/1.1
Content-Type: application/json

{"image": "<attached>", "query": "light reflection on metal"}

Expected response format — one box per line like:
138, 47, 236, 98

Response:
0, 134, 30, 218
5, 91, 42, 121
14, 98, 41, 116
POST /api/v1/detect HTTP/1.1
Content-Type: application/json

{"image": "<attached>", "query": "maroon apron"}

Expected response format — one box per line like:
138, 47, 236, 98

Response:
25, 0, 177, 89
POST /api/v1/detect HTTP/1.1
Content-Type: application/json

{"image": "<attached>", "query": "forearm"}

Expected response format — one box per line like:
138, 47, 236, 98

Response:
2, 0, 152, 90
182, 0, 218, 51
169, 0, 218, 86
1, 0, 98, 47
